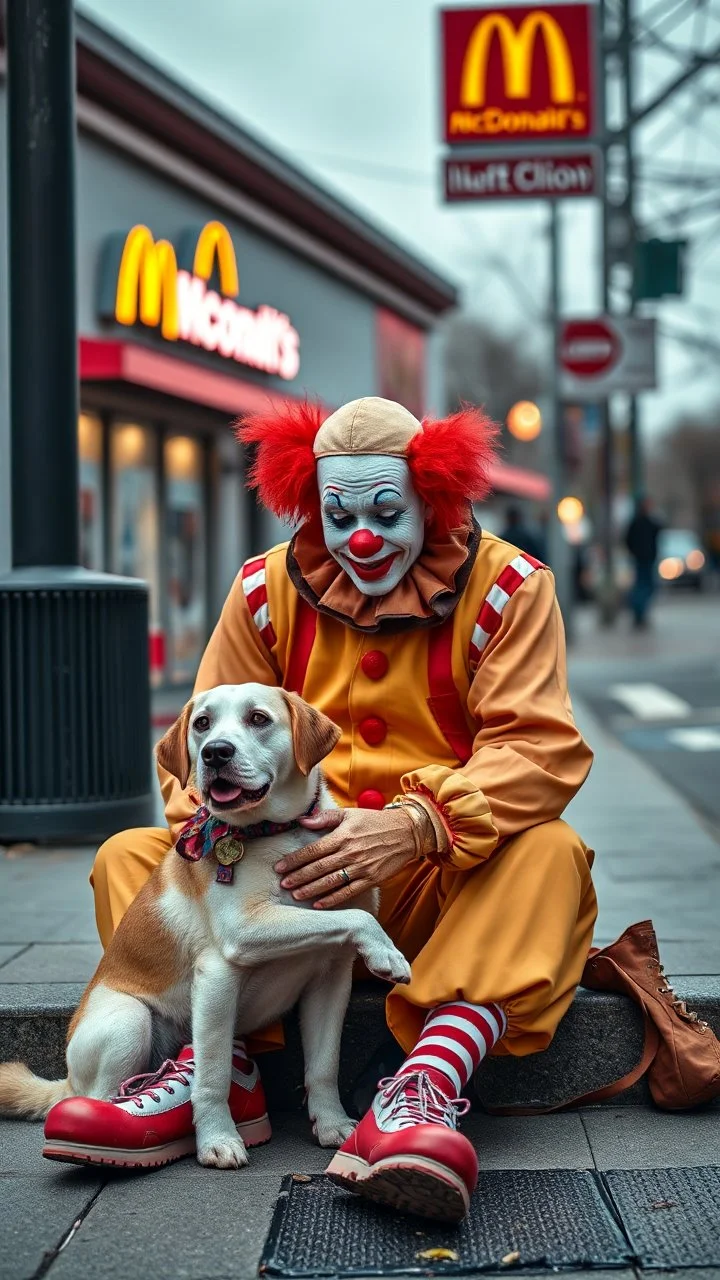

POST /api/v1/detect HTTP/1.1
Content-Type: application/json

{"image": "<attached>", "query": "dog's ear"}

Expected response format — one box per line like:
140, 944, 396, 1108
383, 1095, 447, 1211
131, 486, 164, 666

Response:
282, 692, 341, 777
156, 699, 194, 788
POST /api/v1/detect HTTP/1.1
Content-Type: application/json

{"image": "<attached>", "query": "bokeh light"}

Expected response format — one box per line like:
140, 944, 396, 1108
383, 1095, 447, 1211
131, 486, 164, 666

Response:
557, 495, 584, 525
506, 400, 542, 441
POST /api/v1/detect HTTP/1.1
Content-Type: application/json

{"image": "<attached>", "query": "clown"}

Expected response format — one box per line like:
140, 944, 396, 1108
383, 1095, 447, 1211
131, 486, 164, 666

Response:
54, 397, 597, 1221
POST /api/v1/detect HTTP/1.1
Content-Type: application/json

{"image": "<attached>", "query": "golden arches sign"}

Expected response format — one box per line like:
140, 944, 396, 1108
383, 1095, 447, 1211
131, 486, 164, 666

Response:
114, 221, 240, 341
192, 221, 239, 297
115, 226, 180, 340
460, 10, 576, 108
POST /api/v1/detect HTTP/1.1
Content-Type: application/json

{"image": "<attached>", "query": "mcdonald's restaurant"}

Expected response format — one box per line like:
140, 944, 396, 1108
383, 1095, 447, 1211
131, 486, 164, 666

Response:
0, 14, 457, 692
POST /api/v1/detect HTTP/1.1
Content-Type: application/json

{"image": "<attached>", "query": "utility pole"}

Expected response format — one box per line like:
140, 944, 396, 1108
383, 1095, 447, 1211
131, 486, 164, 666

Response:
547, 201, 573, 639
0, 0, 154, 841
596, 0, 716, 624
618, 0, 642, 502
598, 0, 618, 625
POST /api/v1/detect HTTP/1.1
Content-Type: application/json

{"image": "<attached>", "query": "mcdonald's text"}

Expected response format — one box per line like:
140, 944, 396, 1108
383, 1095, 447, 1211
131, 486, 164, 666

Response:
442, 5, 596, 144
99, 221, 301, 381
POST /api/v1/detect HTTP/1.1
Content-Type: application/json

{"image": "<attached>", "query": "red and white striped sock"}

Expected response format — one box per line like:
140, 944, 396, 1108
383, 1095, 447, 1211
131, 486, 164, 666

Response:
397, 1001, 507, 1098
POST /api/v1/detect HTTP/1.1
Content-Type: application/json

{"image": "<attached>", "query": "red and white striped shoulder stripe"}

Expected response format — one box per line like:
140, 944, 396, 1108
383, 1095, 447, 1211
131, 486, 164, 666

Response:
469, 552, 545, 671
241, 556, 277, 652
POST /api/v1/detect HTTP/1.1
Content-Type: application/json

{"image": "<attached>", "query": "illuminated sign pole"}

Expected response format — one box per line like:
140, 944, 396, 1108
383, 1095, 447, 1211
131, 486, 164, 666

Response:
440, 4, 600, 635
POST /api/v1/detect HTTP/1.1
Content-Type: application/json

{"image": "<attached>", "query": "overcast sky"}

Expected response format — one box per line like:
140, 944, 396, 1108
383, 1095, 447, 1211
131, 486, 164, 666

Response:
81, 0, 720, 436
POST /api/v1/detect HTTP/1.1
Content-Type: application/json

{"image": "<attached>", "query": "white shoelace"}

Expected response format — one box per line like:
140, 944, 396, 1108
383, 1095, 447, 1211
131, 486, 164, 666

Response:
377, 1070, 471, 1130
112, 1058, 194, 1109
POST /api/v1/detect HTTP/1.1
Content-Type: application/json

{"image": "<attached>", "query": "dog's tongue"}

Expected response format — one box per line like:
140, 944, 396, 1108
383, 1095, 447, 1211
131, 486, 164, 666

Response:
209, 780, 244, 803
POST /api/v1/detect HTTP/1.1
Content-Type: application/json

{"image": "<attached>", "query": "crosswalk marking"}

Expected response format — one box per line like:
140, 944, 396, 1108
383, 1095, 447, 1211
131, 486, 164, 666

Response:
609, 682, 692, 720
666, 727, 720, 752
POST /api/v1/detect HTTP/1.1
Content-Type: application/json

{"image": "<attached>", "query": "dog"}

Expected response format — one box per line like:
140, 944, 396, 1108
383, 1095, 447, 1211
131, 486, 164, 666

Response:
0, 683, 411, 1167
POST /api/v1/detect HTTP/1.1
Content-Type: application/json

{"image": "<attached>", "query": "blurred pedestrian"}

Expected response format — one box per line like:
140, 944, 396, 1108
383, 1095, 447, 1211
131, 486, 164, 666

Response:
625, 497, 663, 628
499, 505, 544, 561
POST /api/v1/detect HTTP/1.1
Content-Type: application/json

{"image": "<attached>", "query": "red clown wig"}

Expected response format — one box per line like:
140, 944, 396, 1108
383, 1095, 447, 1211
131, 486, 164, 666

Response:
236, 400, 499, 532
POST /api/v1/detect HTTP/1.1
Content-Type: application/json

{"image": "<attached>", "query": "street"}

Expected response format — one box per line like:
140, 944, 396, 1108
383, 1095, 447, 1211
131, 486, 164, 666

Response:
570, 594, 720, 830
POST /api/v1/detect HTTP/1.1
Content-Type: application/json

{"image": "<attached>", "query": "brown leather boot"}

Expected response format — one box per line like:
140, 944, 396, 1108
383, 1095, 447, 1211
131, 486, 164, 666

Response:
583, 920, 720, 1110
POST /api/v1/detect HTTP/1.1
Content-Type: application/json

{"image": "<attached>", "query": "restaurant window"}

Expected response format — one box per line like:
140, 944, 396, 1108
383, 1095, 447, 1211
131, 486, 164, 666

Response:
165, 435, 207, 685
78, 413, 104, 571
110, 422, 161, 635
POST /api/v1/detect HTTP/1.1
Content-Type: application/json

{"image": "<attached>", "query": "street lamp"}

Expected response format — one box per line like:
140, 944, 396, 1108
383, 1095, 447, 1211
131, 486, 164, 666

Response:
506, 400, 542, 441
557, 496, 585, 526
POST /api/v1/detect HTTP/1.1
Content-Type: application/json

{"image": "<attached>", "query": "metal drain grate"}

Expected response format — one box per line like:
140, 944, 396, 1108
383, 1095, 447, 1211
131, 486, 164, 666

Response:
605, 1167, 720, 1268
259, 1170, 631, 1276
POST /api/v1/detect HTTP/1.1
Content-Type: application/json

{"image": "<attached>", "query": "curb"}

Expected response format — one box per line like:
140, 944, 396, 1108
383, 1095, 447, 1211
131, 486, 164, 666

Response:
1, 980, 718, 1113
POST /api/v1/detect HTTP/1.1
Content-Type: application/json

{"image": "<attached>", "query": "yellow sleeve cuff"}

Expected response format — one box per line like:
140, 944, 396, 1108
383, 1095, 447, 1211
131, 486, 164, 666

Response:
399, 765, 499, 870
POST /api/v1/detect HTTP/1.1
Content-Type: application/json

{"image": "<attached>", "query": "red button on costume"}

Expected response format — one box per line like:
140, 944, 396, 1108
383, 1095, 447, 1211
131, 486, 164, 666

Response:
361, 650, 389, 680
357, 788, 385, 809
359, 716, 387, 746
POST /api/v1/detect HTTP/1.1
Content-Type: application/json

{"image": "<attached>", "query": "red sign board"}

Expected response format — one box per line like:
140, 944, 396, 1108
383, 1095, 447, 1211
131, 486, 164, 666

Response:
444, 151, 599, 201
559, 319, 621, 378
559, 317, 656, 398
442, 5, 596, 145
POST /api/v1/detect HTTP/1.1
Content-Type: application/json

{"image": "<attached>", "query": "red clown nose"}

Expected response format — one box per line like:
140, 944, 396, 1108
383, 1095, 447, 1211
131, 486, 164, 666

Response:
348, 529, 384, 558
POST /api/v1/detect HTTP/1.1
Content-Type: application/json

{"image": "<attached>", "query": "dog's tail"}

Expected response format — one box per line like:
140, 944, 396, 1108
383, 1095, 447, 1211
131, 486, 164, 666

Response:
0, 1062, 73, 1119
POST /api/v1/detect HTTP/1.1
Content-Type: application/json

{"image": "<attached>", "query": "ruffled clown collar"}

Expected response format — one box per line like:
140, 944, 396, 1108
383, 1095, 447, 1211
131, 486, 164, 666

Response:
286, 512, 482, 633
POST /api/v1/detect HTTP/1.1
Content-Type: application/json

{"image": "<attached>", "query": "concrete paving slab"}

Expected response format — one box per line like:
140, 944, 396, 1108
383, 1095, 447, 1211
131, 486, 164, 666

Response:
0, 943, 102, 983
48, 1171, 283, 1280
0, 1120, 46, 1173
0, 944, 27, 971
0, 1168, 103, 1280
581, 1105, 720, 1169
0, 906, 98, 945
468, 1112, 594, 1170
567, 701, 720, 951
148, 1114, 330, 1178
150, 1111, 596, 1179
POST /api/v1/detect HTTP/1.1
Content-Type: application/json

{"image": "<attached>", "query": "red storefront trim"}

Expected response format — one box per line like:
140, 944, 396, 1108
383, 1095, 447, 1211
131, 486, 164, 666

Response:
80, 337, 306, 416
80, 338, 550, 501
487, 461, 551, 502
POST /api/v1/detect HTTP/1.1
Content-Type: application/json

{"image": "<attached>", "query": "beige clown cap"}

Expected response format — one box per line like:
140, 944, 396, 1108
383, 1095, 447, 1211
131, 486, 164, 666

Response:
313, 397, 421, 458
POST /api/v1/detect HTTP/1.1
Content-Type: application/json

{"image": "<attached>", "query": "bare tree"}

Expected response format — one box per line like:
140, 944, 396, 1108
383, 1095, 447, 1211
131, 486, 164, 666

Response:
442, 314, 547, 469
648, 410, 720, 535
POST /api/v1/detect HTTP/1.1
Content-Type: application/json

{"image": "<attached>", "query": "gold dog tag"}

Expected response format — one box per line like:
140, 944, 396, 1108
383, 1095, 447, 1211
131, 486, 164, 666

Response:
214, 837, 245, 867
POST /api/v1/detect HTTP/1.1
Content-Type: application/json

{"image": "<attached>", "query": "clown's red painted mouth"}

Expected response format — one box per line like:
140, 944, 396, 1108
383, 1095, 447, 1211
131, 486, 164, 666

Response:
345, 552, 399, 582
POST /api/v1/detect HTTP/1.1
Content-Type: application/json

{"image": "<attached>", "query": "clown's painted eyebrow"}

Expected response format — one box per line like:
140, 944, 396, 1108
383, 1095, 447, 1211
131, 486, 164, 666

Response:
323, 491, 346, 509
373, 488, 402, 505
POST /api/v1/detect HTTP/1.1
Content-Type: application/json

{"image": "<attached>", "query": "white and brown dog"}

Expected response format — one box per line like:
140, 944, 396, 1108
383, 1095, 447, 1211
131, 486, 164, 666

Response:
0, 683, 410, 1167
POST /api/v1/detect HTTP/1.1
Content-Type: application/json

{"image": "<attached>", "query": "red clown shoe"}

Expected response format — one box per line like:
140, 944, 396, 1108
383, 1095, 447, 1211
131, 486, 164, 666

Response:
325, 1071, 477, 1221
43, 1043, 271, 1169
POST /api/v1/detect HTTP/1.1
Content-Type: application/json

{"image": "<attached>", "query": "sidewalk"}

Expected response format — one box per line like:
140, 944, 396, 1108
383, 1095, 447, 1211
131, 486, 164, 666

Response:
1, 614, 719, 1278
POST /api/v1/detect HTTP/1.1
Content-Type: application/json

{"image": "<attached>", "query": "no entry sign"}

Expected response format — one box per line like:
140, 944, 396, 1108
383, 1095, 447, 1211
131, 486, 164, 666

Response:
559, 317, 657, 399
559, 319, 620, 377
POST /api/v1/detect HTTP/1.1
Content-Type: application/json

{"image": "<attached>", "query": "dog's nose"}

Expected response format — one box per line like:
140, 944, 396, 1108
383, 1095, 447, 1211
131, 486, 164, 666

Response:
201, 739, 236, 768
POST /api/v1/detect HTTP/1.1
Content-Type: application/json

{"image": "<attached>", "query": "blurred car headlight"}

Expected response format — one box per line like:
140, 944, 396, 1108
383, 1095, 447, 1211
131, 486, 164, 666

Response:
685, 549, 705, 571
659, 557, 684, 580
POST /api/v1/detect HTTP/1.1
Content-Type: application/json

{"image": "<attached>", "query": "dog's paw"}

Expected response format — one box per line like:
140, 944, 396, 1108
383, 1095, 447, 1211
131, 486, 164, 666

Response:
196, 1132, 249, 1169
362, 941, 412, 986
312, 1113, 356, 1147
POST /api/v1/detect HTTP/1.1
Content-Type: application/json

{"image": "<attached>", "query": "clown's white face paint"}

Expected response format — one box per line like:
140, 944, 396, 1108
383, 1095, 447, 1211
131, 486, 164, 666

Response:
317, 455, 426, 596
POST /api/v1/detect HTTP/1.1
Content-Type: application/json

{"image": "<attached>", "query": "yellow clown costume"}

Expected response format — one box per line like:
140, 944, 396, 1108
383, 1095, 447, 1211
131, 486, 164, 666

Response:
92, 396, 597, 1063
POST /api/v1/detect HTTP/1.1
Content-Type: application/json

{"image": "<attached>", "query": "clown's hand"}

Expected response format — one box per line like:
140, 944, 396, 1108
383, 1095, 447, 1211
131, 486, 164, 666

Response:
275, 806, 418, 909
